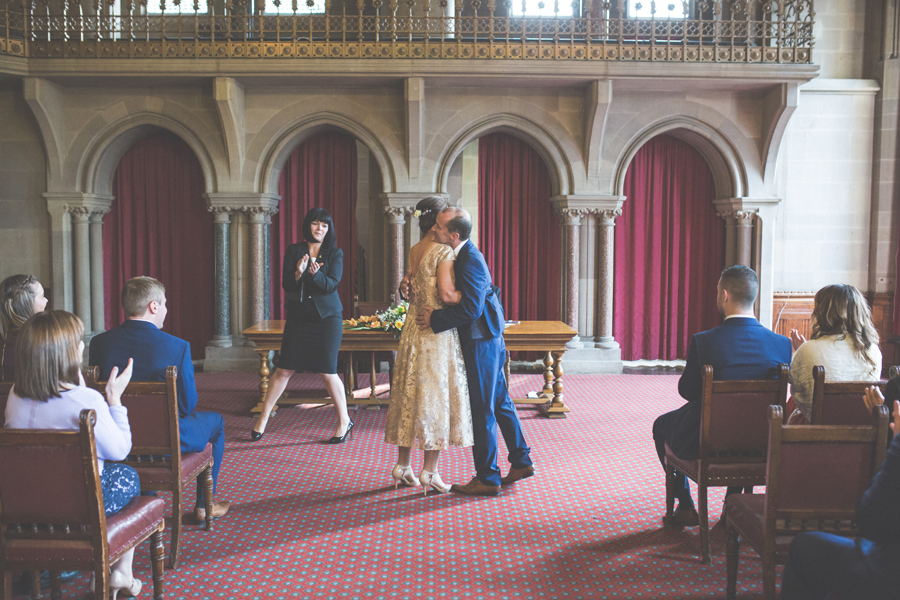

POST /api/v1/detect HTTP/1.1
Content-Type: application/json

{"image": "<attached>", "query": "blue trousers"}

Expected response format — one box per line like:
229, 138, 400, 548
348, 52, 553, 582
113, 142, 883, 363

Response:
461, 335, 532, 486
180, 410, 225, 505
782, 531, 900, 600
100, 462, 140, 516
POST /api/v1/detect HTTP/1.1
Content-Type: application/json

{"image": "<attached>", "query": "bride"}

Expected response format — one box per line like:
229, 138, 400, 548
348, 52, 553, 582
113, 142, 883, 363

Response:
383, 196, 473, 494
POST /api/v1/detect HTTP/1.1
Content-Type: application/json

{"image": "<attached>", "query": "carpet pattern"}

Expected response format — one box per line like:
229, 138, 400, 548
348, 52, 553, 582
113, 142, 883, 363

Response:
25, 373, 772, 599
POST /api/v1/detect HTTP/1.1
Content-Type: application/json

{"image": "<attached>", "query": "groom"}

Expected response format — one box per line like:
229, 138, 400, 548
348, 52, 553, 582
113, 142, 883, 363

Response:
416, 207, 534, 496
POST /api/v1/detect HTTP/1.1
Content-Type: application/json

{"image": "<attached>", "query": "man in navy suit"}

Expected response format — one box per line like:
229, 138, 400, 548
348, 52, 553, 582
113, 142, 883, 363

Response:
90, 277, 230, 523
652, 265, 792, 526
415, 207, 534, 496
781, 387, 900, 599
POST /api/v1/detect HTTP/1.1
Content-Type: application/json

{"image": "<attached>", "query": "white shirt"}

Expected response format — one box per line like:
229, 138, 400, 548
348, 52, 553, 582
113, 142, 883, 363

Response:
790, 334, 883, 420
452, 239, 469, 258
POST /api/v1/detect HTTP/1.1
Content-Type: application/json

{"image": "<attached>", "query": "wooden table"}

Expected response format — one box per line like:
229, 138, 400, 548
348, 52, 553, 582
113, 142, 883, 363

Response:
242, 320, 577, 418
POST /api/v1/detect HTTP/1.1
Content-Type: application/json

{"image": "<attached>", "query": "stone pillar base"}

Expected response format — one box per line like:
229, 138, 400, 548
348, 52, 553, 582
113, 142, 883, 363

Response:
560, 346, 623, 374
207, 335, 233, 348
202, 345, 261, 373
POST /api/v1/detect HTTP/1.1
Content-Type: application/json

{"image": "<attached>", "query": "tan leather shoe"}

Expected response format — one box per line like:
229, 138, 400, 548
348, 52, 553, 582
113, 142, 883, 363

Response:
501, 465, 535, 485
195, 500, 231, 523
451, 477, 501, 496
667, 505, 699, 528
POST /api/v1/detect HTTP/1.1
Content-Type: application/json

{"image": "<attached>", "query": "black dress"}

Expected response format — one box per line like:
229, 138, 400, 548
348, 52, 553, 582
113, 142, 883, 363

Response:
278, 242, 344, 374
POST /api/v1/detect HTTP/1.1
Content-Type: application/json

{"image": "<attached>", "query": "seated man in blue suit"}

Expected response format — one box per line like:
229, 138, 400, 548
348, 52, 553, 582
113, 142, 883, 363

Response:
652, 265, 791, 526
90, 276, 230, 523
781, 387, 900, 600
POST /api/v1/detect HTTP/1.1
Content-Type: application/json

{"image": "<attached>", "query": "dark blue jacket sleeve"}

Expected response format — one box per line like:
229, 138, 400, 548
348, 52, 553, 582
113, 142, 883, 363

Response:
430, 254, 489, 335
678, 336, 702, 403
310, 247, 343, 295
856, 434, 900, 542
176, 340, 198, 418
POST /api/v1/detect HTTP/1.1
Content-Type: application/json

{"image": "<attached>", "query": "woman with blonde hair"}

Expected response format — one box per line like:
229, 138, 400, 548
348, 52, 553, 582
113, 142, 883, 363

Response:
0, 274, 48, 381
788, 284, 882, 422
4, 311, 141, 599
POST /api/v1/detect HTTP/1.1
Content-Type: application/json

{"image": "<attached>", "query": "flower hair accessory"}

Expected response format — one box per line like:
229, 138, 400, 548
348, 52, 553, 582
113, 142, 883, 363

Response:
414, 208, 431, 218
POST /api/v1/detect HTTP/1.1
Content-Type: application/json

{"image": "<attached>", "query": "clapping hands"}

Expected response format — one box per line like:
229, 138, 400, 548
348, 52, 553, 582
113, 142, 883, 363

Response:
864, 386, 900, 435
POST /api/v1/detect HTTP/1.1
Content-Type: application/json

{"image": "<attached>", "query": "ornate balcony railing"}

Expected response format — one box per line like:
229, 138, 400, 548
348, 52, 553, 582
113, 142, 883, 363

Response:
0, 0, 814, 62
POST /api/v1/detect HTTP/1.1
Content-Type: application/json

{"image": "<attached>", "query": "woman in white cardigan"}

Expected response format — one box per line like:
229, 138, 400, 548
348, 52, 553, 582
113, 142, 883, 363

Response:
788, 284, 882, 423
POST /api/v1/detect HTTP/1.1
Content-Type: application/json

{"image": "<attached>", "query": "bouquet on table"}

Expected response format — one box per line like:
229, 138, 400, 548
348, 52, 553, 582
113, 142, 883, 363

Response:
343, 300, 409, 337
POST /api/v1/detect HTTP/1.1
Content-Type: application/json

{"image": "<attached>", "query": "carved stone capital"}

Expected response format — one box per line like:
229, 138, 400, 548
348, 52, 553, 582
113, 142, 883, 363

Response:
557, 207, 588, 225
67, 206, 93, 220
245, 206, 279, 224
208, 205, 240, 224
383, 206, 415, 218
717, 209, 757, 223
592, 207, 622, 225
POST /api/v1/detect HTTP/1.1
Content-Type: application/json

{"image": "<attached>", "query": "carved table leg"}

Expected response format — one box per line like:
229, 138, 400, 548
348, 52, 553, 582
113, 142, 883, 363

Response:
257, 350, 270, 405
369, 352, 378, 401
541, 352, 554, 397
546, 350, 569, 418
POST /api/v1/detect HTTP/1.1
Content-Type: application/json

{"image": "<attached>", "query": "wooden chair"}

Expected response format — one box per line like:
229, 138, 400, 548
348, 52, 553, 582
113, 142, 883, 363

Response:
724, 404, 890, 600
86, 365, 214, 570
664, 364, 789, 564
809, 366, 886, 425
0, 409, 166, 600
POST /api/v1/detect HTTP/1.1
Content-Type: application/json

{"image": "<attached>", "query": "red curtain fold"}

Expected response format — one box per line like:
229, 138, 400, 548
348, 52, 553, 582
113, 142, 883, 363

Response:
613, 134, 725, 361
271, 131, 358, 320
104, 131, 214, 358
478, 132, 561, 326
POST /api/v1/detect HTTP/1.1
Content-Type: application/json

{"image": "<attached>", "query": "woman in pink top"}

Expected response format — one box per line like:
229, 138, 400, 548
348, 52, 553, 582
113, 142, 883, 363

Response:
4, 311, 142, 599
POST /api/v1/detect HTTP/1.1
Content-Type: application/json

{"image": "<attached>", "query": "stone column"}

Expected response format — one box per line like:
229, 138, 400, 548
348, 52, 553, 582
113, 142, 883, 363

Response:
69, 207, 92, 334
384, 207, 407, 302
88, 208, 109, 335
594, 208, 622, 349
721, 213, 738, 267
735, 211, 755, 267
558, 208, 583, 334
209, 207, 233, 347
247, 207, 277, 326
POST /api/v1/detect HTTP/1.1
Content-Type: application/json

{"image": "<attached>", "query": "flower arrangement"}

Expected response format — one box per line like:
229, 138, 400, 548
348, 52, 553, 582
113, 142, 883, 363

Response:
343, 300, 409, 337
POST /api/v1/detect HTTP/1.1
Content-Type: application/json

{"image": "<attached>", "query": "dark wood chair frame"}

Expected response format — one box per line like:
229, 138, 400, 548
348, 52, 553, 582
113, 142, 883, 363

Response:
86, 365, 214, 570
342, 296, 395, 393
809, 365, 887, 425
664, 364, 790, 564
0, 410, 166, 600
724, 404, 890, 600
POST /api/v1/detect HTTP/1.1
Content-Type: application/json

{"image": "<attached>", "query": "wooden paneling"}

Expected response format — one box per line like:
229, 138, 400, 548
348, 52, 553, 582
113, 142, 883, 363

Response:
772, 292, 897, 376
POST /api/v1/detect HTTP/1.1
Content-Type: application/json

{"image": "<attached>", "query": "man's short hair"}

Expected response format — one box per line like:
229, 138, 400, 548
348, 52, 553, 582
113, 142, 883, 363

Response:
443, 207, 473, 241
122, 277, 166, 318
719, 265, 758, 308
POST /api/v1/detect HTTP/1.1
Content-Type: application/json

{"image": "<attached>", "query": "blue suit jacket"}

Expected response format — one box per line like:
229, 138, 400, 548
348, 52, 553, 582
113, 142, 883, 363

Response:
89, 320, 206, 453
429, 241, 504, 341
668, 316, 792, 460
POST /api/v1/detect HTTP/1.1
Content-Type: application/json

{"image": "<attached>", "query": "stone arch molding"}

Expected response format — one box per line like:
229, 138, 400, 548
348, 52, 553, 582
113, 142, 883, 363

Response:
434, 114, 573, 197
256, 113, 396, 195
611, 117, 748, 200
79, 112, 222, 196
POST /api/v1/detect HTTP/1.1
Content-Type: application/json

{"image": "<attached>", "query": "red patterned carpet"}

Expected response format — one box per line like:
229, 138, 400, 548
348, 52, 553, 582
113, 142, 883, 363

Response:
40, 373, 772, 599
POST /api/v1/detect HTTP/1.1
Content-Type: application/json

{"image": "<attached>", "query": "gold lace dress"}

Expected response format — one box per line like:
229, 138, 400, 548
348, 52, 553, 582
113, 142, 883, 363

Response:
384, 244, 473, 450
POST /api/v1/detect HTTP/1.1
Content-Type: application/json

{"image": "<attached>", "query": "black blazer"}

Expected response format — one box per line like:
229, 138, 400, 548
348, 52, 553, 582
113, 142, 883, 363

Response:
282, 242, 343, 319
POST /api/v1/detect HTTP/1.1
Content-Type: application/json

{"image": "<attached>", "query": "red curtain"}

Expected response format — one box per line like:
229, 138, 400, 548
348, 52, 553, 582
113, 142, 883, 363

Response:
271, 132, 358, 320
478, 132, 561, 324
613, 134, 725, 361
104, 131, 214, 358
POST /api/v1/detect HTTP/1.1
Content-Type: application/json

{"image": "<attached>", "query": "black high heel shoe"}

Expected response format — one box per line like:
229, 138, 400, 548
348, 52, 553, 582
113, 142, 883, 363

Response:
327, 420, 354, 444
250, 428, 264, 441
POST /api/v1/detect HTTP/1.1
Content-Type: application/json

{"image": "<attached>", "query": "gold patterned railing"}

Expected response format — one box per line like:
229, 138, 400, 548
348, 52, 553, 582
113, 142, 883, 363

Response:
0, 0, 814, 61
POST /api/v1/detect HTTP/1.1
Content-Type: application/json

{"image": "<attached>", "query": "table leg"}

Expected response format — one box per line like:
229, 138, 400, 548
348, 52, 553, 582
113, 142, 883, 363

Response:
540, 352, 554, 398
346, 351, 356, 403
257, 350, 270, 405
369, 352, 378, 401
504, 351, 511, 387
546, 350, 569, 418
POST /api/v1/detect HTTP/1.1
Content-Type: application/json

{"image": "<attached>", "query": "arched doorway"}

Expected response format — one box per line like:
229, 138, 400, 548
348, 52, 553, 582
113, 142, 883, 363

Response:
613, 134, 725, 361
103, 130, 215, 358
270, 131, 359, 320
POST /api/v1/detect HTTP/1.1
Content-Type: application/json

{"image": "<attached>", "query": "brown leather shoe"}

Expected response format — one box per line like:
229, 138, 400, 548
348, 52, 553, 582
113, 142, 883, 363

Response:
667, 505, 699, 528
195, 500, 231, 523
501, 465, 535, 485
451, 477, 501, 496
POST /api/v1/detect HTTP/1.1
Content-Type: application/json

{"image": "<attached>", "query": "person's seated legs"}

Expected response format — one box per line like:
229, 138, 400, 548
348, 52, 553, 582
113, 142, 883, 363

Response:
187, 410, 230, 522
653, 411, 698, 526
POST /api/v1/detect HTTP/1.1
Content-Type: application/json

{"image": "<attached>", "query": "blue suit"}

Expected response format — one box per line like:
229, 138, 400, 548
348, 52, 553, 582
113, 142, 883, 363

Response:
89, 320, 225, 504
782, 433, 900, 599
652, 317, 791, 506
430, 240, 532, 486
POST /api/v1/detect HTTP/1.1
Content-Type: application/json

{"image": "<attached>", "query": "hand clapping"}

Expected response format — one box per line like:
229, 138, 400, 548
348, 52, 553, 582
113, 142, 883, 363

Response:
296, 255, 309, 279
308, 256, 320, 275
789, 328, 806, 352
864, 386, 900, 434
105, 358, 134, 407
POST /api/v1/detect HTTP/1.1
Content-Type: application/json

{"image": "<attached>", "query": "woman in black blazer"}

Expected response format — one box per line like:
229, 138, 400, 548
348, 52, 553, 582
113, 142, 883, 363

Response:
250, 207, 352, 444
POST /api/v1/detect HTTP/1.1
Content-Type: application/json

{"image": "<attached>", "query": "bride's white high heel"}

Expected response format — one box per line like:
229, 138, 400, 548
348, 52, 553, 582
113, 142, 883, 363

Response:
418, 470, 450, 496
110, 570, 142, 600
391, 464, 417, 489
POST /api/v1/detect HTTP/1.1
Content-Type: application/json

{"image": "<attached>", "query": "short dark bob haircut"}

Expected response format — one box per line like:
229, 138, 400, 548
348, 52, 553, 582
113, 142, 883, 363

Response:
303, 207, 337, 250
